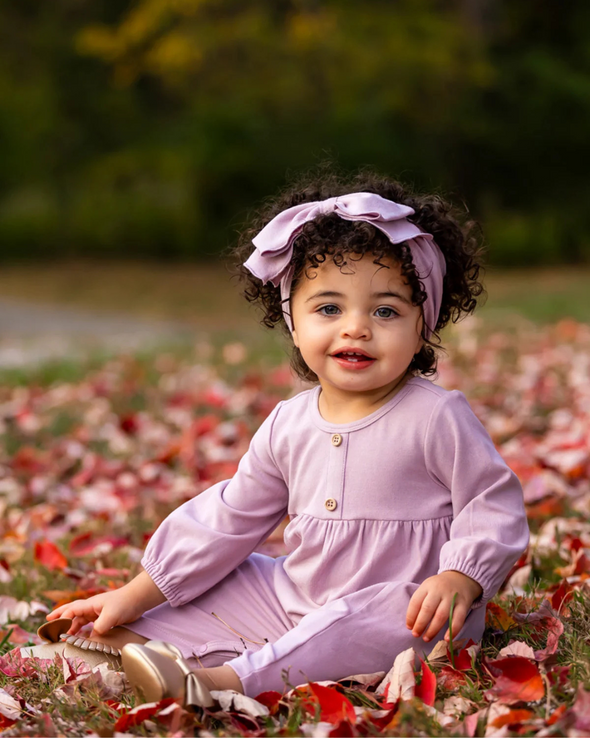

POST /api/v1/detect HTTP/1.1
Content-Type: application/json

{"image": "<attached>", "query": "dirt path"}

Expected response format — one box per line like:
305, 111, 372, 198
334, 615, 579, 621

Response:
0, 298, 196, 368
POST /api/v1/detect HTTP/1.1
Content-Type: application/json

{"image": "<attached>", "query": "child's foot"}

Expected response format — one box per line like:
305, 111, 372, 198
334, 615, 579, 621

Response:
121, 641, 243, 709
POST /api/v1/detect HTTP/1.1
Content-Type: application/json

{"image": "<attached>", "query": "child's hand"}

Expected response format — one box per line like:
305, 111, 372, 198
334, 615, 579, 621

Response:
46, 588, 142, 636
405, 570, 483, 643
46, 569, 166, 636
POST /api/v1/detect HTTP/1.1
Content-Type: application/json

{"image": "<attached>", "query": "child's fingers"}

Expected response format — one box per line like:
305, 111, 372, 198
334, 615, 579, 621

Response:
48, 600, 98, 624
47, 604, 72, 620
69, 615, 93, 635
420, 602, 453, 642
406, 588, 427, 630
409, 594, 442, 638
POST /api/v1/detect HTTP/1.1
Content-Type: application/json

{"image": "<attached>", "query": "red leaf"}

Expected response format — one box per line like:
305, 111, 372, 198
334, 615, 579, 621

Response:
551, 580, 574, 613
367, 706, 398, 730
254, 690, 282, 714
69, 533, 128, 557
114, 698, 177, 731
454, 645, 474, 671
328, 720, 356, 736
533, 616, 564, 661
485, 657, 545, 703
414, 659, 436, 706
438, 665, 467, 690
34, 540, 68, 571
296, 683, 356, 724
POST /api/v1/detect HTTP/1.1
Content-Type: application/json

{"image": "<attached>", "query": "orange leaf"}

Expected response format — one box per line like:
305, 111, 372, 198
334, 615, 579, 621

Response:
42, 587, 105, 606
485, 657, 545, 703
486, 602, 517, 631
490, 708, 534, 728
547, 704, 567, 725
34, 540, 68, 571
526, 497, 564, 520
414, 659, 436, 706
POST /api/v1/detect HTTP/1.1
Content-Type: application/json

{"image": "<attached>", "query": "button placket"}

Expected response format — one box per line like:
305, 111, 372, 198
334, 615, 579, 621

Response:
324, 431, 347, 517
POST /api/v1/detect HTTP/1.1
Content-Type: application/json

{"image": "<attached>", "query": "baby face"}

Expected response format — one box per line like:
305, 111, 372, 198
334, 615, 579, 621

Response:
290, 252, 424, 403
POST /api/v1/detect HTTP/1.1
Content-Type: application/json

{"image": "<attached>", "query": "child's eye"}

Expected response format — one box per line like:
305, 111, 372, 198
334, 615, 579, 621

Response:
375, 306, 398, 319
318, 305, 340, 316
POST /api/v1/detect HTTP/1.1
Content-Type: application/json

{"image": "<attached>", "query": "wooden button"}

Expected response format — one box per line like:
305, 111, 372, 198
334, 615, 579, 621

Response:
325, 498, 337, 511
331, 434, 342, 447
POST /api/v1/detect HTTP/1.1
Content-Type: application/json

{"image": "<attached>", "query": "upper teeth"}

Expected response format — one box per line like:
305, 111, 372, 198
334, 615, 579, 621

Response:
343, 352, 363, 356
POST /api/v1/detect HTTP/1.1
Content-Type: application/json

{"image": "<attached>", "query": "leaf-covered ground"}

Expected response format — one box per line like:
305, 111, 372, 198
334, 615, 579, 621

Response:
0, 319, 589, 736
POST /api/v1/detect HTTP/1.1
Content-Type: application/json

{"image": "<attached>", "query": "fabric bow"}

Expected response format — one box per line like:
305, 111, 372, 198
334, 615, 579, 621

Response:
243, 192, 446, 337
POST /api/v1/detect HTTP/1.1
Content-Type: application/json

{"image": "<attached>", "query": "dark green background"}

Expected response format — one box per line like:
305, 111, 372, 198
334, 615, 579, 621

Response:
1, 0, 589, 264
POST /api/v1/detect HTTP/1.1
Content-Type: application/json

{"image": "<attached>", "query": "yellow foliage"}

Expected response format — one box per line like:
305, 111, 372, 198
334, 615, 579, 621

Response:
288, 10, 337, 50
76, 24, 123, 62
145, 31, 202, 75
119, 0, 171, 47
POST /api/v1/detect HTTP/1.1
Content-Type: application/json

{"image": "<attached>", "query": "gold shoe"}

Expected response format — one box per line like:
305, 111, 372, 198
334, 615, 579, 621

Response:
121, 642, 214, 709
20, 618, 121, 669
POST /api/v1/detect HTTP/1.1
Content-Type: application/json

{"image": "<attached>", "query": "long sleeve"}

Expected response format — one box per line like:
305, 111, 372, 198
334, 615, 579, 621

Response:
142, 401, 289, 607
425, 390, 530, 608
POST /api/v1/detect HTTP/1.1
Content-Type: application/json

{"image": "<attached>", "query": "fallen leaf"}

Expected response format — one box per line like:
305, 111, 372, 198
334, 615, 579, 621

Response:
489, 707, 534, 728
294, 683, 356, 724
376, 647, 416, 701
114, 698, 179, 731
254, 690, 282, 715
485, 657, 545, 703
210, 689, 270, 717
34, 540, 68, 571
414, 659, 436, 706
497, 641, 536, 660
0, 688, 21, 720
485, 602, 517, 631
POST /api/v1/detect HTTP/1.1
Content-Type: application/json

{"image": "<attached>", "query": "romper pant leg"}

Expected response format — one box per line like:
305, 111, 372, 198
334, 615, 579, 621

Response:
124, 553, 295, 667
227, 580, 486, 697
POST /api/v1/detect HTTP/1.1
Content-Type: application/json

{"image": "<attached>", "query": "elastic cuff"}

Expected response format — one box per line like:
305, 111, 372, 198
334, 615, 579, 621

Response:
141, 557, 182, 607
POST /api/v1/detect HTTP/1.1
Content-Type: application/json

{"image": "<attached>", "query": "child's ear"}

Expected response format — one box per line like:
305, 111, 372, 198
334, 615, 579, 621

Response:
292, 325, 299, 349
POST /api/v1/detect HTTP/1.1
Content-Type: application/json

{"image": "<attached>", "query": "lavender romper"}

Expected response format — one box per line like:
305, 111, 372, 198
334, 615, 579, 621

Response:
126, 377, 530, 697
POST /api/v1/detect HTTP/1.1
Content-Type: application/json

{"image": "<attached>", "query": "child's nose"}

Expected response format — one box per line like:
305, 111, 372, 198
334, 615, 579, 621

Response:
341, 313, 371, 339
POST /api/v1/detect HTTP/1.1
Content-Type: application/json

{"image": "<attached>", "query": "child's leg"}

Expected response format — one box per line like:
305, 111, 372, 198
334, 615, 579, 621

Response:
123, 553, 294, 666
223, 580, 486, 697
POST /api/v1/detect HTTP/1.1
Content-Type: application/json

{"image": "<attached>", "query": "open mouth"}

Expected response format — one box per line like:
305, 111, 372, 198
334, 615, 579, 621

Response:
332, 351, 376, 363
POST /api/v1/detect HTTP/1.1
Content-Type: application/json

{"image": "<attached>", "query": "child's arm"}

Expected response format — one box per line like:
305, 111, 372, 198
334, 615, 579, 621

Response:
140, 402, 288, 608
409, 390, 530, 641
46, 569, 166, 635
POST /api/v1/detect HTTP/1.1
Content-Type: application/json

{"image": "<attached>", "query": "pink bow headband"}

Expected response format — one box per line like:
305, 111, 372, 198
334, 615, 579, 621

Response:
243, 192, 446, 338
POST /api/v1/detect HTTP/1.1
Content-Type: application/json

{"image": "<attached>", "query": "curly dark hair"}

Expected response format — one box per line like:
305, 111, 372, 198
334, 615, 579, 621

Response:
229, 165, 485, 382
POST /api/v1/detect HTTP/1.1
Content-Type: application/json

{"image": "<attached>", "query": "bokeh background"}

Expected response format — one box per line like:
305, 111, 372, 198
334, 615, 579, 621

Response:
1, 0, 590, 367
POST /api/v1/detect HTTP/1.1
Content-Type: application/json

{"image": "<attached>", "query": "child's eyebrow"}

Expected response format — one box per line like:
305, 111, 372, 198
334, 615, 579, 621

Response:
305, 290, 411, 305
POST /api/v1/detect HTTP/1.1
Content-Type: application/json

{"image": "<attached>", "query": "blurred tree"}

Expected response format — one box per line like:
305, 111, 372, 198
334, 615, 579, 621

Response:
0, 0, 589, 262
72, 0, 491, 254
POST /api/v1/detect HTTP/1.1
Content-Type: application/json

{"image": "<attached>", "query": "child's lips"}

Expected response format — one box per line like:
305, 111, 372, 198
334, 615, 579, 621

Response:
331, 352, 376, 370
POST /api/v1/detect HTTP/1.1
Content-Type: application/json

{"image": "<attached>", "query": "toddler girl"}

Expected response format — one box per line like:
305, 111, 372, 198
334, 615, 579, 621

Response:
44, 170, 529, 706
